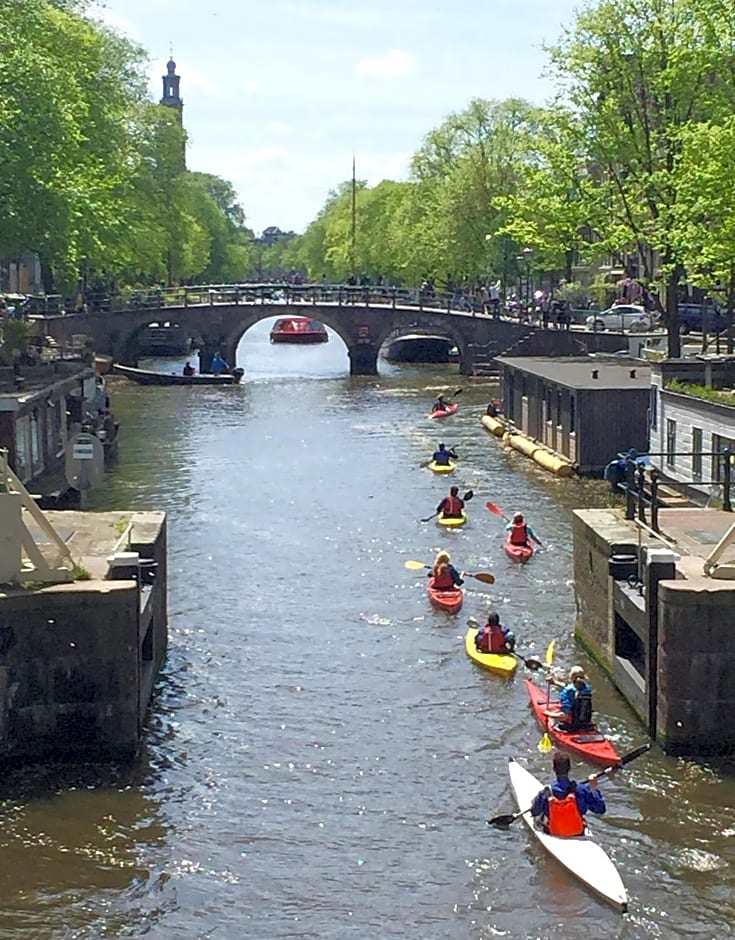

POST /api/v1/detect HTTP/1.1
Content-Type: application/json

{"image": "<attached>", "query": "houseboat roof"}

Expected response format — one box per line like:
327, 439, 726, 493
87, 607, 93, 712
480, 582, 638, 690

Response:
499, 356, 651, 390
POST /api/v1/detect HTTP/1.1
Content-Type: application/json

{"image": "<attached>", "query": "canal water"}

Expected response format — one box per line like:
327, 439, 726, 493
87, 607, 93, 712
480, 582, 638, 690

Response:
2, 318, 735, 939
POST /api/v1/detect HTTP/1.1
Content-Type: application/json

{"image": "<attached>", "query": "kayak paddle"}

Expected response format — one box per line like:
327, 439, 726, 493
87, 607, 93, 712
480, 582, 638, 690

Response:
406, 561, 495, 584
486, 742, 652, 830
538, 639, 556, 754
466, 618, 542, 669
486, 501, 510, 521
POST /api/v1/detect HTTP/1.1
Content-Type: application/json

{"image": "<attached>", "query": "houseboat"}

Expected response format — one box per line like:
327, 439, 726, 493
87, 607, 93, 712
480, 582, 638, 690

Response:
497, 356, 651, 475
269, 317, 328, 344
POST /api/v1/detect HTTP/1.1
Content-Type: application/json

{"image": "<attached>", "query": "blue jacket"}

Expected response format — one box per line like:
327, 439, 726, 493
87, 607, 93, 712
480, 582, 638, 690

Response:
560, 681, 592, 717
433, 448, 456, 465
531, 777, 606, 820
210, 354, 229, 374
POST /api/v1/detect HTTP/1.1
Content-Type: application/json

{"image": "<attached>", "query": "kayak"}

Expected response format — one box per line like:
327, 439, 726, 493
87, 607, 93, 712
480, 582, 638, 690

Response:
523, 678, 621, 766
507, 757, 628, 913
429, 403, 459, 419
464, 629, 517, 678
438, 511, 466, 528
428, 460, 455, 474
428, 577, 463, 614
504, 536, 534, 564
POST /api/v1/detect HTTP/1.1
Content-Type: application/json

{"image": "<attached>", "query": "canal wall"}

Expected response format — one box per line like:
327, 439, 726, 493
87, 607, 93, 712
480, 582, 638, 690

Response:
573, 508, 735, 756
0, 510, 167, 764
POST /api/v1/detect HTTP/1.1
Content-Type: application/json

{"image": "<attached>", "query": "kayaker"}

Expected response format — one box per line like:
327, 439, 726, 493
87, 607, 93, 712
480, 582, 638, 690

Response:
432, 442, 457, 466
474, 611, 515, 653
432, 394, 452, 413
486, 399, 501, 417
506, 512, 543, 548
547, 665, 594, 732
530, 749, 607, 837
429, 550, 464, 589
210, 352, 229, 375
436, 485, 464, 519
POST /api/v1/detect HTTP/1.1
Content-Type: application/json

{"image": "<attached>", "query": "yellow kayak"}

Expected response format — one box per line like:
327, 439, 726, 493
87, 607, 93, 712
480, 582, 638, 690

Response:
464, 628, 518, 678
428, 460, 455, 474
437, 511, 466, 527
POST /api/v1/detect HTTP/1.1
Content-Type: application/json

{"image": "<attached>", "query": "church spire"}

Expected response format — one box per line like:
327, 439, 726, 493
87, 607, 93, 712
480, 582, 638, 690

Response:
160, 55, 183, 119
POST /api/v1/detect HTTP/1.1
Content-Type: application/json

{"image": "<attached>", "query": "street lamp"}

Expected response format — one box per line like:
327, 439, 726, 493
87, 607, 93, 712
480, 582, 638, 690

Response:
522, 247, 534, 303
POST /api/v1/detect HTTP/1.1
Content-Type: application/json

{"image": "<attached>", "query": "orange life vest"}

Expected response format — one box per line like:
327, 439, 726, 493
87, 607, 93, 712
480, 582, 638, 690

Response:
547, 791, 585, 837
443, 495, 463, 517
432, 566, 455, 589
478, 623, 506, 654
509, 522, 528, 545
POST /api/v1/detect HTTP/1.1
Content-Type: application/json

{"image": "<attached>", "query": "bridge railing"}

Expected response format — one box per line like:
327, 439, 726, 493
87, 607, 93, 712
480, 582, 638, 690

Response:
73, 283, 492, 317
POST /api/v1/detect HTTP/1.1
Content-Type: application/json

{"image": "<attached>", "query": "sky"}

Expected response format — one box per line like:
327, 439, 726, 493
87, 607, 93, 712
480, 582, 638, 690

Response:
93, 0, 582, 236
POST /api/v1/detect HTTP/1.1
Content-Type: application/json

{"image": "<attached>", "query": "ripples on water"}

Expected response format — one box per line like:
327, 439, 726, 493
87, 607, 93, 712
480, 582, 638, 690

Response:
1, 319, 734, 938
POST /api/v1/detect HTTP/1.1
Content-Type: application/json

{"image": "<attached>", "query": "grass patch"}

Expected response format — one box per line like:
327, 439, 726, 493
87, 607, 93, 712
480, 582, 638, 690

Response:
73, 563, 92, 581
666, 380, 735, 407
113, 517, 130, 536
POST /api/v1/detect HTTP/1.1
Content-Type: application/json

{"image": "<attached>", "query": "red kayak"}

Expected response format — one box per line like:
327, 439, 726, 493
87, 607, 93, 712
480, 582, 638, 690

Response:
504, 536, 534, 564
427, 576, 464, 614
524, 678, 621, 766
429, 403, 459, 419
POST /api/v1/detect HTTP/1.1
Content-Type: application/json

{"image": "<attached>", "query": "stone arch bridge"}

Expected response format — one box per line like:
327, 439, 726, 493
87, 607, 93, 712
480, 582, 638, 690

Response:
41, 285, 535, 376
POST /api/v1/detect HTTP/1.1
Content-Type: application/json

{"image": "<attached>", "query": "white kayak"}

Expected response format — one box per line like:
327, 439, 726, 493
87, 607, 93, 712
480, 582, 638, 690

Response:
507, 757, 628, 913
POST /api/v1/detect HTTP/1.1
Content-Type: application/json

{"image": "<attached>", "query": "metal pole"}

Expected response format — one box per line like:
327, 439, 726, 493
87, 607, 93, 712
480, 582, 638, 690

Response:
724, 449, 732, 512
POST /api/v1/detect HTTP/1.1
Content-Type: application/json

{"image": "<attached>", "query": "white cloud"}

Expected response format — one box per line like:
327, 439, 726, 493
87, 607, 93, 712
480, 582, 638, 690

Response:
355, 49, 415, 80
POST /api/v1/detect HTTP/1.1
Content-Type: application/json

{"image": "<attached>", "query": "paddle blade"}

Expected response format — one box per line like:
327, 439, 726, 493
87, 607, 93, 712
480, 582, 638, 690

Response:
404, 560, 428, 570
470, 572, 495, 584
544, 639, 556, 668
463, 490, 474, 501
452, 388, 463, 396
486, 813, 516, 830
538, 732, 553, 754
486, 501, 505, 518
523, 657, 544, 671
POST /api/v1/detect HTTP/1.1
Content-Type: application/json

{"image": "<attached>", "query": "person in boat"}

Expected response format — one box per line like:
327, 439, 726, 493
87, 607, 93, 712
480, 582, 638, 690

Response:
209, 352, 229, 375
436, 485, 464, 518
429, 550, 464, 590
474, 611, 515, 654
432, 442, 458, 466
432, 394, 453, 413
505, 512, 543, 548
182, 361, 195, 376
530, 749, 607, 837
486, 400, 501, 418
547, 665, 594, 732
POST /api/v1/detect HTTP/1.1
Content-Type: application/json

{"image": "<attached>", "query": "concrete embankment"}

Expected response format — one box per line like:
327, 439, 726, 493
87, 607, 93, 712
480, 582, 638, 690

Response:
0, 510, 167, 764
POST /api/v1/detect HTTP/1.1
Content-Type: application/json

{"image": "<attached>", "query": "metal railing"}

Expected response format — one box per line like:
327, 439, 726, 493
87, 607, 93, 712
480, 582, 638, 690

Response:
620, 451, 732, 533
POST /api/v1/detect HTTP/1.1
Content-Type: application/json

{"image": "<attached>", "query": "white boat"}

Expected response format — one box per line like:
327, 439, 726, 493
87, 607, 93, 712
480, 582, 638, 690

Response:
507, 757, 628, 913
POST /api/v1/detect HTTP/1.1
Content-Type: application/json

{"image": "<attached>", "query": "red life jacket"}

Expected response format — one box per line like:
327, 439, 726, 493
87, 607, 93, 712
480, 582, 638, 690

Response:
547, 791, 585, 837
432, 566, 455, 589
509, 522, 528, 545
478, 623, 506, 653
443, 495, 463, 517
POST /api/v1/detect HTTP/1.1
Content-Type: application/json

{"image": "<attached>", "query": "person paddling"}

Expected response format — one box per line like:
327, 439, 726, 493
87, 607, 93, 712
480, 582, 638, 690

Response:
547, 665, 594, 732
436, 485, 464, 519
432, 442, 457, 466
506, 512, 543, 548
432, 394, 453, 413
531, 749, 607, 837
429, 550, 464, 590
474, 611, 515, 654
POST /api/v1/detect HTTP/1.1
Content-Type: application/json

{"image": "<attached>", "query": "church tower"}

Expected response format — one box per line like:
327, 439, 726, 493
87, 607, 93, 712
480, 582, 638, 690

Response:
160, 57, 183, 120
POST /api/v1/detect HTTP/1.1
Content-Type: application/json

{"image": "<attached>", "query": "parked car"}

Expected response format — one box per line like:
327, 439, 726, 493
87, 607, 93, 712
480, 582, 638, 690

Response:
586, 304, 653, 332
677, 302, 728, 335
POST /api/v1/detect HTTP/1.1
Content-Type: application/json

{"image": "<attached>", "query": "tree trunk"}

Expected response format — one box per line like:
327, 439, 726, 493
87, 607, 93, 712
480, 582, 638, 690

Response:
665, 265, 682, 359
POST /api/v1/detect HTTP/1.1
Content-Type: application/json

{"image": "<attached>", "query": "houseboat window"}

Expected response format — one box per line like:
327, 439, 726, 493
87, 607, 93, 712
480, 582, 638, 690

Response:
570, 395, 576, 433
14, 416, 31, 483
692, 428, 703, 478
712, 433, 735, 483
666, 418, 677, 468
649, 385, 657, 429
